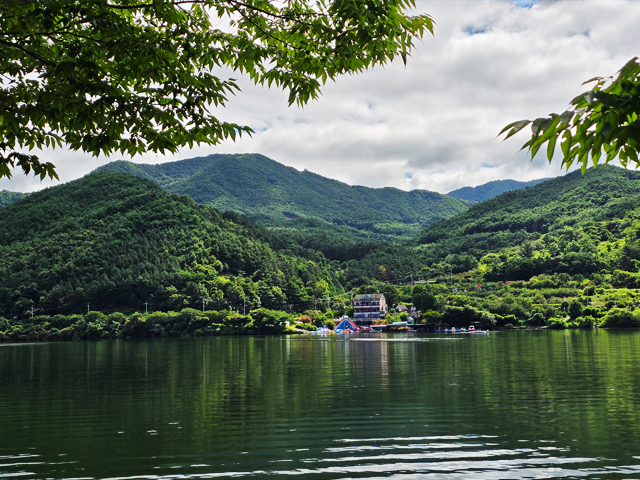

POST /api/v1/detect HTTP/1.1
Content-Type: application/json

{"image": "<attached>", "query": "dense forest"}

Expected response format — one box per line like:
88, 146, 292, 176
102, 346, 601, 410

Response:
0, 172, 345, 318
415, 166, 640, 278
335, 166, 640, 284
97, 154, 472, 239
331, 166, 640, 330
0, 190, 27, 208
4, 163, 640, 336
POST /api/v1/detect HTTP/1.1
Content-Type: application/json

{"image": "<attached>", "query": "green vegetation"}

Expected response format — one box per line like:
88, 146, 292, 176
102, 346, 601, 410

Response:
357, 278, 639, 331
0, 190, 27, 208
98, 154, 471, 240
1, 0, 433, 179
0, 172, 344, 318
4, 162, 640, 338
338, 165, 640, 330
0, 308, 294, 341
447, 178, 549, 202
415, 165, 640, 278
502, 57, 640, 172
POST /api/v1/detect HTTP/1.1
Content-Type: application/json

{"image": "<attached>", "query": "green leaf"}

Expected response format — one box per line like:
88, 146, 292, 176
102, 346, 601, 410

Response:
0, 0, 436, 178
547, 134, 557, 161
499, 120, 531, 140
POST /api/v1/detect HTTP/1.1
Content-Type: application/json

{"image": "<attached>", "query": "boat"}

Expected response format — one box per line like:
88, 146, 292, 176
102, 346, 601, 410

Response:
462, 325, 489, 334
312, 326, 332, 334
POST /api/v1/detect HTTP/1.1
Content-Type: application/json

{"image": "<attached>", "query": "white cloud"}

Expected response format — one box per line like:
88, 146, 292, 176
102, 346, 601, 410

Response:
2, 0, 639, 194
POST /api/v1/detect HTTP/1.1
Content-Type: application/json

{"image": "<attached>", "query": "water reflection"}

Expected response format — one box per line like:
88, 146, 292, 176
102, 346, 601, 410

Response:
0, 331, 639, 479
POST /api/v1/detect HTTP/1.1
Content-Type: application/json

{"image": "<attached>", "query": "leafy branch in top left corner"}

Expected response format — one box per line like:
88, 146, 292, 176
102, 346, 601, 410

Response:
0, 0, 434, 180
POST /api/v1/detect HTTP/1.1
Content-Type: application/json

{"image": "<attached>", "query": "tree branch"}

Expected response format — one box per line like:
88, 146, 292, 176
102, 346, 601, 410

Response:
0, 39, 54, 66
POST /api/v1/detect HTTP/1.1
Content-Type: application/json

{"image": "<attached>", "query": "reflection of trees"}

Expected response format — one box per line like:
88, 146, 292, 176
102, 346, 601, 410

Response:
2, 331, 640, 473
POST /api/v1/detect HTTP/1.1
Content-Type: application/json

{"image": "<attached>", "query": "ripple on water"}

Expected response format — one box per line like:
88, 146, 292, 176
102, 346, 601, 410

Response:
2, 334, 640, 479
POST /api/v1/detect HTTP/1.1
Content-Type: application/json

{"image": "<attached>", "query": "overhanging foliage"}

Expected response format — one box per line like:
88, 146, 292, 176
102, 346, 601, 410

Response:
500, 57, 640, 172
0, 0, 433, 178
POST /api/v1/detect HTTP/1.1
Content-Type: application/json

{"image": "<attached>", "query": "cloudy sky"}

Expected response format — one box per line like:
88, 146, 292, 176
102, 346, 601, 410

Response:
3, 0, 640, 194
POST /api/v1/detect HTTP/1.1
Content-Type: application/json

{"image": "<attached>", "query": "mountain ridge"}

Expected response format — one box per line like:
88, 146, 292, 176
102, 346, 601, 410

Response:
97, 153, 473, 238
0, 190, 28, 208
447, 178, 551, 202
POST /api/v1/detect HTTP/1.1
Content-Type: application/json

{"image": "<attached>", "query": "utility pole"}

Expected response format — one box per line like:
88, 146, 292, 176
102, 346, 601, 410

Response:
144, 301, 148, 314
585, 288, 589, 307
243, 297, 246, 315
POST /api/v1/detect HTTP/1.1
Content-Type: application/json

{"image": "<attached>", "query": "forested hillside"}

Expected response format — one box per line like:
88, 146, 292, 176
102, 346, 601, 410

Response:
4, 165, 640, 332
98, 154, 471, 238
447, 178, 550, 202
324, 165, 640, 331
0, 172, 344, 317
0, 190, 27, 208
413, 165, 640, 280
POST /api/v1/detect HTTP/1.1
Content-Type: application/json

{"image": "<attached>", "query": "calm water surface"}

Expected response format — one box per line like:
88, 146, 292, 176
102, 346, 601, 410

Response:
1, 330, 640, 479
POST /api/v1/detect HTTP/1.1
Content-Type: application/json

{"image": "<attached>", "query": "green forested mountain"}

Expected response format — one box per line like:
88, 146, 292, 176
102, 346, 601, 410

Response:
97, 154, 471, 238
330, 165, 640, 331
412, 165, 640, 280
447, 178, 550, 202
0, 190, 27, 208
4, 164, 640, 332
0, 172, 344, 317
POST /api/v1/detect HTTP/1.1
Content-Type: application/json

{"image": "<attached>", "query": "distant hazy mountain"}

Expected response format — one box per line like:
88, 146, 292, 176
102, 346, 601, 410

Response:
447, 178, 551, 202
0, 190, 28, 209
97, 154, 472, 238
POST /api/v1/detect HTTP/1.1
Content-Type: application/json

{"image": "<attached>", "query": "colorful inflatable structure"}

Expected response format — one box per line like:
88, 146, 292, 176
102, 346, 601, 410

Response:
334, 317, 360, 333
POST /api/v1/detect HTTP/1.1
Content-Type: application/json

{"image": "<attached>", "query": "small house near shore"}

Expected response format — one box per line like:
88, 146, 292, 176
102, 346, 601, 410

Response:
398, 304, 419, 319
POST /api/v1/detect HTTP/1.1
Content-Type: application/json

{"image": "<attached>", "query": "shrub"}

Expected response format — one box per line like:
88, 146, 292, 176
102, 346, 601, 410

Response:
573, 316, 596, 328
421, 310, 442, 323
250, 308, 288, 333
440, 306, 496, 329
568, 300, 584, 319
601, 308, 640, 328
219, 313, 252, 335
547, 317, 568, 329
494, 314, 517, 327
583, 306, 602, 318
323, 319, 335, 330
527, 312, 545, 326
295, 322, 317, 331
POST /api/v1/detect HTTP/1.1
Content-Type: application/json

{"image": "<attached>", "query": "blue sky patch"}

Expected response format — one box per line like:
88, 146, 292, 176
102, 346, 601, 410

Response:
464, 26, 487, 35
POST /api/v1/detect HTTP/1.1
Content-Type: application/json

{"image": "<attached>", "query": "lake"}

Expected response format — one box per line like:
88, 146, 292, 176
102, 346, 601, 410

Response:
1, 330, 640, 479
